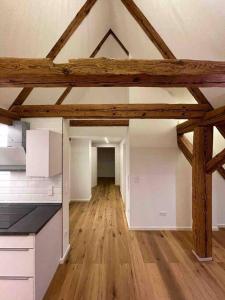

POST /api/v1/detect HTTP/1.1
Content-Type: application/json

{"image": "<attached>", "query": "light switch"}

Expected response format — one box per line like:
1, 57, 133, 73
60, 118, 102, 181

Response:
48, 185, 53, 196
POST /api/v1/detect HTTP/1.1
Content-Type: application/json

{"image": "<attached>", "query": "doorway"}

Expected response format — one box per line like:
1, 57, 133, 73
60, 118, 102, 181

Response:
97, 147, 115, 184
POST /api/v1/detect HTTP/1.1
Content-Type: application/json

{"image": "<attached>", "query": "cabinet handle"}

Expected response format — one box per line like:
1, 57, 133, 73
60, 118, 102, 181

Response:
0, 248, 30, 251
0, 276, 30, 281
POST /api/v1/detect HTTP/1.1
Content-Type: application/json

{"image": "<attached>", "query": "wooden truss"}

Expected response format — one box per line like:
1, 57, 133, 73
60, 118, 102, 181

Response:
1, 0, 225, 262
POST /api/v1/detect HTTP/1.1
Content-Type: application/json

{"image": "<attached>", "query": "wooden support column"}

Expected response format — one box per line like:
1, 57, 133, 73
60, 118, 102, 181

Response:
192, 126, 213, 261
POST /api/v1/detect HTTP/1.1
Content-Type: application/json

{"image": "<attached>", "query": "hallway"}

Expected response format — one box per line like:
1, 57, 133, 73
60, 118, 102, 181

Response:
45, 180, 225, 300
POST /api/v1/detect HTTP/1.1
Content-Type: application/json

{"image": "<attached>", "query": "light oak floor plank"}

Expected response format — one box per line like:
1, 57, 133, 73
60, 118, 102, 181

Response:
44, 178, 225, 300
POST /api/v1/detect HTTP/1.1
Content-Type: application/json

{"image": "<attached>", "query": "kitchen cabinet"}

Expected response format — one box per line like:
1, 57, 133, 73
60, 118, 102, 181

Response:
0, 209, 62, 300
26, 130, 62, 177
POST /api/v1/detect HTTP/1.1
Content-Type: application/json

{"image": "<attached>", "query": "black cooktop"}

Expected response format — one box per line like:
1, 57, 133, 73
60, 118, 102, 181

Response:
0, 205, 36, 229
0, 203, 61, 235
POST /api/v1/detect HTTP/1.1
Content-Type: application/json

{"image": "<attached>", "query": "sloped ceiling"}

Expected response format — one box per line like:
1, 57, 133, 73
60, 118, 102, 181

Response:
0, 0, 224, 112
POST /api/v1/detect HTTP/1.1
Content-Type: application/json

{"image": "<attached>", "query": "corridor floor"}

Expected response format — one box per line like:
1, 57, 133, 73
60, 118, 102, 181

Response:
45, 179, 225, 300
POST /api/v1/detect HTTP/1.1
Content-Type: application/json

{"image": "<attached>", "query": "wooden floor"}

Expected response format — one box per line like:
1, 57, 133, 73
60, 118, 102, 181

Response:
45, 179, 225, 300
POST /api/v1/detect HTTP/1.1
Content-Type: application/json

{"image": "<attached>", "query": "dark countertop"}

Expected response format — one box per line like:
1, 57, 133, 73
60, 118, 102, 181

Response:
0, 203, 62, 235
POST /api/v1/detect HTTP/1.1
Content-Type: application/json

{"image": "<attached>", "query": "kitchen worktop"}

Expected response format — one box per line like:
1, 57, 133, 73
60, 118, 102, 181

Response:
0, 203, 62, 235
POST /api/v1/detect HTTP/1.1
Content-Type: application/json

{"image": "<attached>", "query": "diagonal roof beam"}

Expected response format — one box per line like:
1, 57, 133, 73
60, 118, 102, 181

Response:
55, 29, 129, 105
0, 107, 19, 125
120, 0, 211, 106
121, 0, 225, 179
9, 0, 98, 110
177, 133, 225, 180
207, 148, 225, 174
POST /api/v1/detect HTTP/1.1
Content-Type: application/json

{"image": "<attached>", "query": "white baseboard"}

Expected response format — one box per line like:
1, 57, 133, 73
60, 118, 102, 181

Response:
125, 211, 130, 227
217, 224, 225, 229
60, 244, 71, 264
129, 226, 191, 231
70, 195, 92, 202
128, 226, 219, 231
192, 250, 213, 262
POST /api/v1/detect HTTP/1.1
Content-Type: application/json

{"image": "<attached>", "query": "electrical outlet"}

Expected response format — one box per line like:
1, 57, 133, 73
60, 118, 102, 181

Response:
159, 211, 167, 216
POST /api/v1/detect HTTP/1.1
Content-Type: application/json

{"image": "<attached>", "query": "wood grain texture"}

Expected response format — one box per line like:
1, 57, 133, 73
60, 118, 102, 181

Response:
44, 179, 225, 300
177, 105, 225, 133
70, 119, 129, 127
120, 0, 213, 107
217, 166, 225, 180
177, 120, 199, 135
120, 0, 175, 59
55, 87, 73, 105
55, 29, 129, 105
46, 0, 98, 60
9, 88, 33, 110
200, 105, 225, 126
1, 58, 225, 87
177, 135, 193, 165
207, 148, 225, 174
192, 126, 213, 258
11, 103, 210, 119
109, 29, 129, 56
9, 0, 98, 109
0, 107, 19, 125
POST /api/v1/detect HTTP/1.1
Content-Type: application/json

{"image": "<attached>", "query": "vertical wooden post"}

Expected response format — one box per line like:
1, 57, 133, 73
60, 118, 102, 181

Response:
192, 126, 213, 261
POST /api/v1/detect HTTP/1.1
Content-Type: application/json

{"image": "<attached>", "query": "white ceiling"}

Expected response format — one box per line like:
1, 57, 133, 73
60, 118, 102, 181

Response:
0, 0, 225, 149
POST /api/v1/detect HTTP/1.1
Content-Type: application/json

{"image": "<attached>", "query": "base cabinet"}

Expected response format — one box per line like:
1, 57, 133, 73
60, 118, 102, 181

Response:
0, 209, 62, 300
0, 278, 34, 300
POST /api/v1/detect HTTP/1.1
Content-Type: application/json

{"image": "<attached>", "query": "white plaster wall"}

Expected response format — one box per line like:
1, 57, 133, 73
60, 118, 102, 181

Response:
120, 132, 130, 224
91, 147, 97, 188
115, 146, 120, 186
62, 119, 70, 255
130, 148, 177, 229
70, 138, 92, 201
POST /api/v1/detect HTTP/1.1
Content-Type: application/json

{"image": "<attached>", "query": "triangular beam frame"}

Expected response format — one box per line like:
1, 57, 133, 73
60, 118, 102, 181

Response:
55, 28, 129, 105
9, 0, 98, 110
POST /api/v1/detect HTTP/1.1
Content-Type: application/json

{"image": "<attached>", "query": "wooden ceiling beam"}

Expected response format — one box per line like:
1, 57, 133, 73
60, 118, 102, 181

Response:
199, 105, 225, 126
177, 125, 225, 179
177, 120, 225, 138
121, 0, 175, 59
207, 148, 225, 174
177, 120, 198, 135
55, 87, 73, 105
177, 134, 193, 165
55, 28, 129, 105
177, 104, 225, 134
0, 108, 19, 125
120, 0, 213, 107
1, 58, 225, 88
70, 119, 129, 127
11, 103, 210, 119
9, 0, 98, 109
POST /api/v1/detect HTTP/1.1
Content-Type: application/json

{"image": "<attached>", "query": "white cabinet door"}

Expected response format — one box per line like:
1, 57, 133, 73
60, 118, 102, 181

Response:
0, 278, 34, 300
26, 130, 62, 177
0, 249, 34, 277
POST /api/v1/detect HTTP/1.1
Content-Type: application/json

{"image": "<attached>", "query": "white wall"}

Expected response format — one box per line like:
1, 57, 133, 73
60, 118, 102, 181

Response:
70, 138, 92, 201
0, 118, 63, 203
115, 146, 120, 186
130, 148, 178, 229
62, 119, 70, 256
91, 147, 97, 187
120, 132, 130, 224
